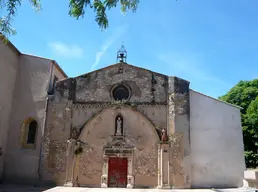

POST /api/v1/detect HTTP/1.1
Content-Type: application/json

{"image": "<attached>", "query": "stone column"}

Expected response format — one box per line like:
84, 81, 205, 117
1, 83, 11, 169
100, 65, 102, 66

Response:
127, 156, 134, 188
64, 139, 76, 187
157, 144, 169, 189
157, 145, 161, 187
162, 144, 169, 186
101, 155, 109, 188
167, 76, 191, 188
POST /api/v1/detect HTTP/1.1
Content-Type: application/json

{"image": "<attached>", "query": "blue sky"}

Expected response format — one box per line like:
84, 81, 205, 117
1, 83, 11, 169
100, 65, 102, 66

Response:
6, 0, 258, 98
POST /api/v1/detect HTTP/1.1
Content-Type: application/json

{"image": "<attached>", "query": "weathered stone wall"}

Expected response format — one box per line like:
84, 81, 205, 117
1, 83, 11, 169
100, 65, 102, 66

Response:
54, 63, 167, 104
42, 64, 195, 188
71, 104, 108, 130
53, 78, 73, 103
134, 144, 158, 187
42, 63, 168, 186
169, 133, 185, 188
167, 76, 191, 188
41, 62, 246, 189
42, 102, 163, 187
41, 102, 72, 185
71, 104, 167, 133
76, 106, 160, 187
76, 144, 104, 187
136, 105, 167, 129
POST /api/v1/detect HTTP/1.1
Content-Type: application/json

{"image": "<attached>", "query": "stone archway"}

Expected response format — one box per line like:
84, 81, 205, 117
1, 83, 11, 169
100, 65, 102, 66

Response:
66, 105, 160, 188
77, 105, 160, 143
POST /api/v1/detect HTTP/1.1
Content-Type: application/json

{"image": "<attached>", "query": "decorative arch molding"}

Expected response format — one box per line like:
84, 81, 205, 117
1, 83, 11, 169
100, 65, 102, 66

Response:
74, 105, 160, 188
64, 104, 166, 188
77, 105, 160, 142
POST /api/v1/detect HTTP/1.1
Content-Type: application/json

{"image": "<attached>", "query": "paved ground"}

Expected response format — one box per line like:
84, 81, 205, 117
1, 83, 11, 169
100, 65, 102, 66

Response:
0, 185, 257, 192
44, 187, 257, 192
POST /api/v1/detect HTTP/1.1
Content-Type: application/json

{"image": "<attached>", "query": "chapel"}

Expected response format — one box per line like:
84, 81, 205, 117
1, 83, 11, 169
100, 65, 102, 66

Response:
0, 39, 246, 189
40, 46, 246, 189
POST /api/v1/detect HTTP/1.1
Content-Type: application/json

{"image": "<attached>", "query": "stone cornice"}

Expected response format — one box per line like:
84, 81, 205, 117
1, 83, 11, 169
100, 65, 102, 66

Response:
136, 104, 166, 108
70, 103, 167, 109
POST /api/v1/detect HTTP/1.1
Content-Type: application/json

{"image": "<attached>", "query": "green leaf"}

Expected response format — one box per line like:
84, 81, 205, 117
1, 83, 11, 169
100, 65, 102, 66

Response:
0, 0, 41, 37
1, 0, 140, 36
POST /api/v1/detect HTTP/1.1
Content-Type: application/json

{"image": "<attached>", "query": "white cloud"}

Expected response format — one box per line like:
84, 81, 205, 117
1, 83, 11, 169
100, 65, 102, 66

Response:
90, 25, 129, 71
49, 42, 83, 58
91, 40, 114, 71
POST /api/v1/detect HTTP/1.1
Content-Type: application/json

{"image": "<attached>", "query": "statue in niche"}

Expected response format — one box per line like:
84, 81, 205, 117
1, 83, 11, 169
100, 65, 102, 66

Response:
115, 115, 123, 136
161, 128, 168, 143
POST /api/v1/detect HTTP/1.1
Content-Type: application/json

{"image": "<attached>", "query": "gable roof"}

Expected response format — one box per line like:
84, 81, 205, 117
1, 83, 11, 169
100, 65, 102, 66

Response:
0, 34, 68, 78
22, 54, 68, 78
75, 62, 168, 79
190, 89, 242, 110
0, 34, 21, 55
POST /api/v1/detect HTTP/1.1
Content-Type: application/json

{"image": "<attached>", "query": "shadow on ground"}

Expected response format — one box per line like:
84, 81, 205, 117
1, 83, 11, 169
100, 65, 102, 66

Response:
0, 184, 50, 192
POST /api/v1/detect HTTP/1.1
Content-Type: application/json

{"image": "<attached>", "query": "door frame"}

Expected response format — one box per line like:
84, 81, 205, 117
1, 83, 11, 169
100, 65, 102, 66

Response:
101, 148, 134, 188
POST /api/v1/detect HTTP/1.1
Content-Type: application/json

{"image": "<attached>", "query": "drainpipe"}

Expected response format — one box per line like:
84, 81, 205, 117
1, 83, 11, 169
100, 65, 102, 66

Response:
48, 61, 54, 94
37, 61, 54, 182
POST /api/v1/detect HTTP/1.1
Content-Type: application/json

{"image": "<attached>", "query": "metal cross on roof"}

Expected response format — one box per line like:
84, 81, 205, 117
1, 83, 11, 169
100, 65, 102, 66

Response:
117, 44, 127, 63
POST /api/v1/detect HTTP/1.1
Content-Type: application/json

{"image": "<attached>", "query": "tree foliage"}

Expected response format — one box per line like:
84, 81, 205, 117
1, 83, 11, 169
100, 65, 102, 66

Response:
219, 79, 258, 168
0, 0, 139, 37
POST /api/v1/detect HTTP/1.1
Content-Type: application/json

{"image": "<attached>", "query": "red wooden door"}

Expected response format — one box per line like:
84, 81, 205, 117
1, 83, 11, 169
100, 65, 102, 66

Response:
108, 157, 128, 188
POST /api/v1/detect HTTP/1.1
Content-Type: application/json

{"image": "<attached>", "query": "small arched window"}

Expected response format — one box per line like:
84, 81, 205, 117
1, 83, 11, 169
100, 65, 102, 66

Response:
27, 120, 37, 144
20, 118, 38, 149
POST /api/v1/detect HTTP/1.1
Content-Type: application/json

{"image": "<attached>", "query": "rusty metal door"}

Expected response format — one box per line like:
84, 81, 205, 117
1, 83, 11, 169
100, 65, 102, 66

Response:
108, 157, 127, 188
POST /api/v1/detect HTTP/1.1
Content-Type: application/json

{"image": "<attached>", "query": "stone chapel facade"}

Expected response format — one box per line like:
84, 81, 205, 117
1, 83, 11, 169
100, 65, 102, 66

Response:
0, 40, 246, 189
39, 49, 246, 189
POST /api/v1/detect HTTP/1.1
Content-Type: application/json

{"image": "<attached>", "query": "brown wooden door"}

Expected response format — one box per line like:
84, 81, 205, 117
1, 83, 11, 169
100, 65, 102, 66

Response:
108, 157, 128, 188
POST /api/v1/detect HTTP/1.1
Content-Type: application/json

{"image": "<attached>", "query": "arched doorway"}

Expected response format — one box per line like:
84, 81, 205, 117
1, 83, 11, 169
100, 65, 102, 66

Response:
71, 105, 160, 188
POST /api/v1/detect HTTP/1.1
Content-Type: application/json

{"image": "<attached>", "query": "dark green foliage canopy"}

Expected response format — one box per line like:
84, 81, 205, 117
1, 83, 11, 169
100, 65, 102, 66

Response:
219, 79, 258, 168
0, 0, 139, 37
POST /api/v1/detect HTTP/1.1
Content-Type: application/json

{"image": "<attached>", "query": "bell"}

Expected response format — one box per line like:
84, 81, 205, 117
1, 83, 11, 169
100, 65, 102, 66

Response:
119, 53, 124, 62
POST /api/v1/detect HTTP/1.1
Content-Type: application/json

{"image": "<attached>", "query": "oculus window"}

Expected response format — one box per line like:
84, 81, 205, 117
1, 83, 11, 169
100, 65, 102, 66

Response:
112, 85, 130, 101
